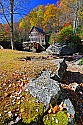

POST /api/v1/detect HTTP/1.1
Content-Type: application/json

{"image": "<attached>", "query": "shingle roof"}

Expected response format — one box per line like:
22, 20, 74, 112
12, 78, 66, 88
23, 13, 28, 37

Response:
30, 26, 45, 34
35, 26, 45, 34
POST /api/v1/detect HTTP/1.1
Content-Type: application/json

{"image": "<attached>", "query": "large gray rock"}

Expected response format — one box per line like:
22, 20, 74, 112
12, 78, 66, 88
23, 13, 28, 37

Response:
64, 98, 75, 125
46, 43, 77, 55
25, 71, 61, 109
46, 43, 61, 55
51, 59, 67, 81
61, 45, 77, 55
56, 59, 67, 80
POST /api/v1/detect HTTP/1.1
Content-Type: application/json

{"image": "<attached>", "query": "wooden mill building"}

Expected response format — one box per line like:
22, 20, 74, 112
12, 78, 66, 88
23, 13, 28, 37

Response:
28, 26, 49, 52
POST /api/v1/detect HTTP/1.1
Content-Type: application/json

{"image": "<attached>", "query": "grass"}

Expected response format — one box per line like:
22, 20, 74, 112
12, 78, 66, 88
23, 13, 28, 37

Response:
0, 49, 57, 124
0, 49, 56, 78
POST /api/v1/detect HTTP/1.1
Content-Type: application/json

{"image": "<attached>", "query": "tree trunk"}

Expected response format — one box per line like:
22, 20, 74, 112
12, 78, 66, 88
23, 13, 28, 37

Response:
73, 0, 79, 34
10, 0, 14, 50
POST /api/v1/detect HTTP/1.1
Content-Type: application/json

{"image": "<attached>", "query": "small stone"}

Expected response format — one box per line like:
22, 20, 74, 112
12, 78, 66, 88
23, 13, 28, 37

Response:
15, 113, 17, 116
15, 116, 21, 123
56, 119, 59, 123
8, 111, 12, 117
52, 117, 54, 120
46, 116, 49, 120
36, 109, 38, 112
9, 84, 11, 87
17, 97, 20, 100
3, 83, 6, 86
79, 91, 83, 94
4, 110, 7, 113
8, 121, 14, 125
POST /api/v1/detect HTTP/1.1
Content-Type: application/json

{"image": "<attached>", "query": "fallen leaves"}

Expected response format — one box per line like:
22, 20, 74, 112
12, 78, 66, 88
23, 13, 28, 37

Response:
48, 105, 60, 114
52, 105, 60, 114
0, 50, 57, 124
0, 50, 83, 124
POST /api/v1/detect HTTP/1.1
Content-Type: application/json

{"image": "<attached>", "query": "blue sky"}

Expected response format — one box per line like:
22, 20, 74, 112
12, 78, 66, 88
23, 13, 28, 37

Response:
0, 0, 57, 23
30, 0, 57, 9
14, 0, 57, 22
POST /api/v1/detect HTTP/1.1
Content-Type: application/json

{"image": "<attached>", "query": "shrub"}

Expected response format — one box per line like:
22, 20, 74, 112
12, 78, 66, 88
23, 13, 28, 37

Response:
56, 25, 73, 44
48, 34, 57, 45
77, 26, 83, 40
56, 25, 81, 45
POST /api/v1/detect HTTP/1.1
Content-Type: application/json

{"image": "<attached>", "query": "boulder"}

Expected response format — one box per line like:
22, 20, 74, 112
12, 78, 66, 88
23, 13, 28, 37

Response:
46, 43, 61, 55
61, 45, 77, 55
64, 98, 75, 125
25, 71, 61, 109
51, 59, 67, 81
46, 43, 77, 55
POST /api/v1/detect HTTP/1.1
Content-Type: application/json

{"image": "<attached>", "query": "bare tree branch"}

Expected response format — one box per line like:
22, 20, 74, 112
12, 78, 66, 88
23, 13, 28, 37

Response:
0, 2, 10, 27
0, 0, 30, 50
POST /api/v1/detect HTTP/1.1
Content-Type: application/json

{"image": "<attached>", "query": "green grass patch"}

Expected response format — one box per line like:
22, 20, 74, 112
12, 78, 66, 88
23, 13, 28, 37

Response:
79, 58, 83, 65
43, 111, 68, 125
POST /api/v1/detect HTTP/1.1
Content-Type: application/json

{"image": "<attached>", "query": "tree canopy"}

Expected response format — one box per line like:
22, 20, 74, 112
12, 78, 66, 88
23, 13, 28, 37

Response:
0, 0, 83, 45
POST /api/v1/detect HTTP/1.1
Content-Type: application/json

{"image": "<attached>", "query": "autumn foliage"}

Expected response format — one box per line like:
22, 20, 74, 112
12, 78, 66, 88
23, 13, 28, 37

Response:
0, 0, 83, 43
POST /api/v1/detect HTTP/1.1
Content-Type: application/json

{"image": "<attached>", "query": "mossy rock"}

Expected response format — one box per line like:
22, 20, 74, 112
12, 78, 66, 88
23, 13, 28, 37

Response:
43, 111, 68, 125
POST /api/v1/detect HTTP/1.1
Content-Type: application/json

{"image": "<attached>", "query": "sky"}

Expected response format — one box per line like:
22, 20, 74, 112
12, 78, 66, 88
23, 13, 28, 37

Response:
0, 0, 58, 24
30, 0, 57, 9
14, 0, 57, 22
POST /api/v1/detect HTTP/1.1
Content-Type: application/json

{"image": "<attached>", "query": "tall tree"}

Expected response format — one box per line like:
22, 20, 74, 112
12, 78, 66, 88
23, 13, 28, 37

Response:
19, 4, 62, 35
28, 5, 45, 29
59, 0, 83, 32
0, 0, 30, 50
43, 4, 61, 34
19, 18, 28, 41
10, 0, 14, 50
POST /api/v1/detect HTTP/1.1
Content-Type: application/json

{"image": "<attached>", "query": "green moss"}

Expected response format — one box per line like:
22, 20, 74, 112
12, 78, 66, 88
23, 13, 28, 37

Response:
43, 111, 68, 125
79, 58, 83, 65
20, 92, 45, 124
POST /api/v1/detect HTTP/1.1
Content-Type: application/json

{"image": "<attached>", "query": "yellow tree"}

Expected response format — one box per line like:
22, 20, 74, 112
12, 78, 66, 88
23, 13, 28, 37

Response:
19, 19, 28, 41
29, 11, 38, 28
28, 5, 45, 29
43, 4, 61, 34
36, 5, 44, 28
